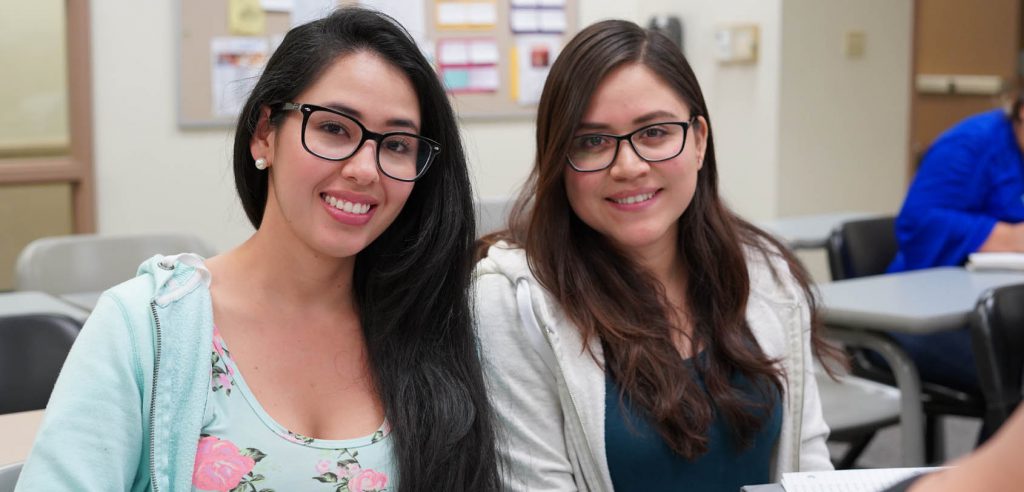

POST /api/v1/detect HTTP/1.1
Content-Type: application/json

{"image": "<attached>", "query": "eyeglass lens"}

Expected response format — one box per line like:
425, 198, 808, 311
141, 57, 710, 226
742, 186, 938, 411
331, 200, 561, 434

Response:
569, 122, 687, 171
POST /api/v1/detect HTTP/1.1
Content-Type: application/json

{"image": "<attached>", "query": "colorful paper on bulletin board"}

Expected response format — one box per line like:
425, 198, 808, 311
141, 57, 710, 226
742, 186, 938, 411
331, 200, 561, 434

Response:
438, 38, 500, 93
229, 0, 267, 35
211, 37, 270, 117
437, 1, 497, 30
512, 35, 560, 105
510, 6, 566, 34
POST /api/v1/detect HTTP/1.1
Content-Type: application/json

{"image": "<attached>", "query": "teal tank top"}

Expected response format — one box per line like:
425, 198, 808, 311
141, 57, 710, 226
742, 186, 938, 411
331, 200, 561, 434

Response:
605, 353, 781, 492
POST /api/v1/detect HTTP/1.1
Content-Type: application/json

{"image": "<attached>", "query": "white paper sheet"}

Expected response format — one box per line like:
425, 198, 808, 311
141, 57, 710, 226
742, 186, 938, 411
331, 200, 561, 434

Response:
781, 468, 940, 492
211, 37, 270, 118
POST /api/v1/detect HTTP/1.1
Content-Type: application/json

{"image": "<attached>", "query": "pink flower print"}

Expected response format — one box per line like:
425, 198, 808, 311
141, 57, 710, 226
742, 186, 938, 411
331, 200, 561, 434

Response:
315, 459, 332, 475
192, 436, 256, 491
338, 462, 360, 480
218, 373, 232, 390
349, 468, 388, 492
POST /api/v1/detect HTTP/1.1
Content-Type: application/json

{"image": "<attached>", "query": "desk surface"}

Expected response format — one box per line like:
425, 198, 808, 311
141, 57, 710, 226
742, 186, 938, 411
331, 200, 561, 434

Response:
0, 291, 90, 323
0, 410, 43, 466
819, 267, 1024, 333
759, 212, 877, 249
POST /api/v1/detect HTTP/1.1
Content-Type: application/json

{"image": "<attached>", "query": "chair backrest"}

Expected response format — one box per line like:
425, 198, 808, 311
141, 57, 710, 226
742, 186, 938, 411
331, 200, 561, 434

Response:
827, 216, 898, 280
970, 283, 1024, 430
0, 314, 82, 414
0, 462, 22, 492
14, 233, 215, 295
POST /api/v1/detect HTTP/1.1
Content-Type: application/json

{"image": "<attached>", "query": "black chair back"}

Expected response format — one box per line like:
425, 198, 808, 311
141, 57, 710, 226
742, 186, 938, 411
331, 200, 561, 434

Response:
827, 216, 898, 280
0, 314, 81, 414
971, 284, 1024, 431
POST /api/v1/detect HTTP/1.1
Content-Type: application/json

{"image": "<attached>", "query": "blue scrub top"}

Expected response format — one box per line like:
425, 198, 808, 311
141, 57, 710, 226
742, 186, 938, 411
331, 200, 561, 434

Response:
889, 109, 1024, 272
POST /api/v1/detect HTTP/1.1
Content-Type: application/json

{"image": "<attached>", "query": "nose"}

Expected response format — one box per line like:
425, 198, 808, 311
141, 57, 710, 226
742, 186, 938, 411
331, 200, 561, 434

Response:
340, 139, 380, 185
608, 140, 650, 181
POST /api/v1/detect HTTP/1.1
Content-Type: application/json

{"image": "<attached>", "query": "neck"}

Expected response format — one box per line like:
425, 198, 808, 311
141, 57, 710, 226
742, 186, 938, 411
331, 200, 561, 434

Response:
219, 207, 358, 314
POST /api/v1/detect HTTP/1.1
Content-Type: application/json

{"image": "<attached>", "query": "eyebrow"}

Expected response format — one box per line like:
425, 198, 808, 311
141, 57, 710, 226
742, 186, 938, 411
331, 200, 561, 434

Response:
576, 110, 683, 132
322, 103, 420, 133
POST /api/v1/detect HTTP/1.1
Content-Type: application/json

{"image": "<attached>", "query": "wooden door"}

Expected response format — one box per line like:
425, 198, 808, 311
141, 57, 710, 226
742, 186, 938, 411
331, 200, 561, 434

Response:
910, 0, 1021, 176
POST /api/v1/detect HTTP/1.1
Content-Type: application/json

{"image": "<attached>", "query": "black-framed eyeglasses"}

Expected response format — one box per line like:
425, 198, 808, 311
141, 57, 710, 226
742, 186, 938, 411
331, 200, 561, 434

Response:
567, 118, 697, 172
273, 102, 441, 182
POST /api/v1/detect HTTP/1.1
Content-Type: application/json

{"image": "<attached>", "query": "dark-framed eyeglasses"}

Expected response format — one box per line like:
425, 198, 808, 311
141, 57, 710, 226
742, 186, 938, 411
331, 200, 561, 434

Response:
273, 102, 441, 182
567, 117, 697, 172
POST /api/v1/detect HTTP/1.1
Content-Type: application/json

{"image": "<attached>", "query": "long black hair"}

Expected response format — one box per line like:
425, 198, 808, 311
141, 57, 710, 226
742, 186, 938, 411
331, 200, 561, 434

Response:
232, 8, 500, 490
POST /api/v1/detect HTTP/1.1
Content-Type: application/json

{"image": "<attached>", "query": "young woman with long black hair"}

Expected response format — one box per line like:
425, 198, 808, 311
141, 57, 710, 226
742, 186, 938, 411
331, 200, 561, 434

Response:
18, 8, 499, 491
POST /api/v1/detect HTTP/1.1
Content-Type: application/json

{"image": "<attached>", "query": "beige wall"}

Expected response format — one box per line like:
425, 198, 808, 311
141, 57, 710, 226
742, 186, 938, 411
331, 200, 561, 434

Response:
777, 0, 911, 216
88, 1, 912, 252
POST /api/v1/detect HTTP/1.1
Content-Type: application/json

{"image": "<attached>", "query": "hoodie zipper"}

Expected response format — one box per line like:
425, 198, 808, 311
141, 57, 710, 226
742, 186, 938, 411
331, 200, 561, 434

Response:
538, 320, 606, 492
148, 301, 163, 492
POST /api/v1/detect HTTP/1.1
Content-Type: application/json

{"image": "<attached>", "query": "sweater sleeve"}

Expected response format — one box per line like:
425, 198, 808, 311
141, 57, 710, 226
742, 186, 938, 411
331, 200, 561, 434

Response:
895, 136, 999, 269
474, 272, 579, 491
16, 293, 147, 491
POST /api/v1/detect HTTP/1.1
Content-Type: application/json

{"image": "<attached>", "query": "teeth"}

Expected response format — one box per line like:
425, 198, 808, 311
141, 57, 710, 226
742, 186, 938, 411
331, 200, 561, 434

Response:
323, 194, 371, 215
612, 192, 655, 205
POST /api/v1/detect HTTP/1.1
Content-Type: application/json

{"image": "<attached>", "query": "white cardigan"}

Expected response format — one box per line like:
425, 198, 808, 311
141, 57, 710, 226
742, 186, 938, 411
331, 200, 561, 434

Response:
474, 242, 832, 491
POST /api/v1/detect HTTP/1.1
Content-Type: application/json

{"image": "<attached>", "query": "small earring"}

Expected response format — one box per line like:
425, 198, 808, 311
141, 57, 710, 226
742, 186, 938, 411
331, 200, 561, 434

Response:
255, 158, 268, 170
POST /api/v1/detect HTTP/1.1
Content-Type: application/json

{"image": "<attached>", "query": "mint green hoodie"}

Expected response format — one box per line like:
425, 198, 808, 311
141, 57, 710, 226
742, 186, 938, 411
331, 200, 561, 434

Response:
17, 254, 215, 491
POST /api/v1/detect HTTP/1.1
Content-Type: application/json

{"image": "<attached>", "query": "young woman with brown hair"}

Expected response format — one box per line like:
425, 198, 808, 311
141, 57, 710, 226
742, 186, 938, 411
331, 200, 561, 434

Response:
476, 19, 837, 491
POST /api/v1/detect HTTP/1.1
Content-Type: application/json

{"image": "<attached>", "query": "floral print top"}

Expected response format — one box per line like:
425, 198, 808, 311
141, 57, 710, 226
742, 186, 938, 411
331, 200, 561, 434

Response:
192, 327, 395, 492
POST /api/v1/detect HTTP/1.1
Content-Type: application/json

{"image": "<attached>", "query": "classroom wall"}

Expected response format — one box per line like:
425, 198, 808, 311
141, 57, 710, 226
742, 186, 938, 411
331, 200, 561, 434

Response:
777, 0, 912, 216
89, 1, 911, 252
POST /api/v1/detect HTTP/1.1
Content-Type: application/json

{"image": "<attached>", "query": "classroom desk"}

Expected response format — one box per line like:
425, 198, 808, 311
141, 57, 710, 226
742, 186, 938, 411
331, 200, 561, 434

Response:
758, 212, 877, 249
0, 410, 44, 466
0, 291, 90, 323
817, 267, 1024, 466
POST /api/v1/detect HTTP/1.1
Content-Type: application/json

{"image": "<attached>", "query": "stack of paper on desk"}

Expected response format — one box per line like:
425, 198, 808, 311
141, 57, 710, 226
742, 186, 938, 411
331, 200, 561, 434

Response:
781, 467, 939, 491
966, 252, 1024, 271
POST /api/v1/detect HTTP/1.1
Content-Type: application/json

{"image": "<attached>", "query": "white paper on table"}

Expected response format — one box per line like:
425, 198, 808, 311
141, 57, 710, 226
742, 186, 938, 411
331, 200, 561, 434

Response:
537, 0, 565, 6
781, 468, 941, 492
967, 252, 1024, 271
539, 9, 566, 32
291, 0, 334, 27
438, 40, 470, 65
469, 40, 499, 64
510, 0, 539, 6
510, 8, 540, 32
211, 37, 270, 118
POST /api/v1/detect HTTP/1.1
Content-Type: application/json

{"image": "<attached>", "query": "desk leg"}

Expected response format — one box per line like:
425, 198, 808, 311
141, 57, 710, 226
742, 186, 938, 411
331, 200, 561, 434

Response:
826, 327, 925, 467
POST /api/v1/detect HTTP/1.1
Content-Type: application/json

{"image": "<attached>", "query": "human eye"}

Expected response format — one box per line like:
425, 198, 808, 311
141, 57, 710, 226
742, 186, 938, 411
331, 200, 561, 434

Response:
574, 135, 612, 152
316, 120, 350, 137
382, 135, 416, 155
638, 125, 670, 140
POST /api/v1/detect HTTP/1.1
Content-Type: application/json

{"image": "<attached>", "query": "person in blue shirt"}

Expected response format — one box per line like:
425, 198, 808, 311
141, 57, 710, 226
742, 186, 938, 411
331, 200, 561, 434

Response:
887, 103, 1024, 395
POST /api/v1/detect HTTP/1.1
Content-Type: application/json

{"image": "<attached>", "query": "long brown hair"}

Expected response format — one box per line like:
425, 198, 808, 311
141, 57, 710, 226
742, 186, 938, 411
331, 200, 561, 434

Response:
479, 19, 840, 458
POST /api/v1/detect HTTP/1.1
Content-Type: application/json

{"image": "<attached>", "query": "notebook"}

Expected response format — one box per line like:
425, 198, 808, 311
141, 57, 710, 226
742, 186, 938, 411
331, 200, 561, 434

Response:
966, 252, 1024, 271
780, 467, 940, 492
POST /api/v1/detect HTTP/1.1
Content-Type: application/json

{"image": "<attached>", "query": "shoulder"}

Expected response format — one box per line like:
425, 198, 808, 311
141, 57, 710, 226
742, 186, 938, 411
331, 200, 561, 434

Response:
743, 240, 804, 309
929, 109, 1014, 160
474, 240, 532, 281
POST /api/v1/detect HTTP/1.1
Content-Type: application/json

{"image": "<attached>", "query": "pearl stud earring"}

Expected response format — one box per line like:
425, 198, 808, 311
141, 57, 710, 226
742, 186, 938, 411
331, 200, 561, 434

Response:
255, 158, 268, 170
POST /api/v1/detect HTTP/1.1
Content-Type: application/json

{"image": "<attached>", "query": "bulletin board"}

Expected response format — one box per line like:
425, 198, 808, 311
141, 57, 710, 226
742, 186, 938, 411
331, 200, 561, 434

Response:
176, 0, 578, 128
